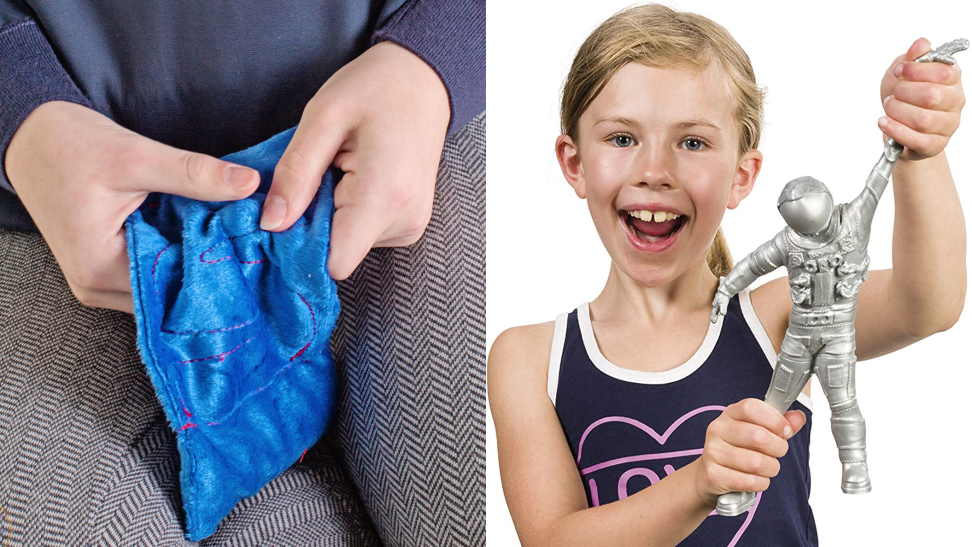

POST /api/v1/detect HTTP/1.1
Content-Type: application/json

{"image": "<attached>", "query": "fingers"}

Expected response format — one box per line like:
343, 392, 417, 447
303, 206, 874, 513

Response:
890, 80, 965, 112
327, 174, 393, 280
878, 114, 947, 158
59, 229, 134, 313
261, 104, 350, 232
883, 94, 960, 137
904, 37, 932, 62
706, 441, 782, 480
896, 60, 961, 86
725, 398, 792, 440
706, 465, 772, 495
712, 414, 789, 459
121, 140, 260, 201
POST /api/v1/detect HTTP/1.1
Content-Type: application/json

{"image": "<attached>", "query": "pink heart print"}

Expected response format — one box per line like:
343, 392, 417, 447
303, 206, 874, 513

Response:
576, 405, 761, 547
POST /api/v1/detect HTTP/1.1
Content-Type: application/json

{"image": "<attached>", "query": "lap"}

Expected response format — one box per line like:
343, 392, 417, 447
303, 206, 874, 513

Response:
0, 228, 378, 547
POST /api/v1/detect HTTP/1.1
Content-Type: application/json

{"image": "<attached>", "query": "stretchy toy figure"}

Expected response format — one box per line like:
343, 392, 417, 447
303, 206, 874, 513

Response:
709, 38, 969, 518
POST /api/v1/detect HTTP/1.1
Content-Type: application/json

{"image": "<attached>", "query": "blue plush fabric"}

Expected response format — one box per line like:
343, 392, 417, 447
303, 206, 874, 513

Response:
123, 126, 340, 541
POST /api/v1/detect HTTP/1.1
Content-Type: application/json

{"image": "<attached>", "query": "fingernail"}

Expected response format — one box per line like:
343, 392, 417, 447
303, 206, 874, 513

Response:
784, 425, 794, 439
883, 95, 892, 106
878, 117, 889, 129
260, 196, 287, 231
225, 165, 255, 190
893, 63, 904, 77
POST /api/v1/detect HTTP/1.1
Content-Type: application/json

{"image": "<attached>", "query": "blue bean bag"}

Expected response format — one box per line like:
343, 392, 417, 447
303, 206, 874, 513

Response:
124, 126, 340, 541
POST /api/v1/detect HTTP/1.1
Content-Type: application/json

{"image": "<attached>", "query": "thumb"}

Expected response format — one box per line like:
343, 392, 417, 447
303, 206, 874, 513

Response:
261, 114, 348, 232
905, 37, 932, 62
128, 140, 260, 201
783, 409, 807, 438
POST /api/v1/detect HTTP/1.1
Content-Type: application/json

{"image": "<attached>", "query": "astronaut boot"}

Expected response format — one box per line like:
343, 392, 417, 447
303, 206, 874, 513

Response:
840, 461, 871, 494
831, 399, 870, 494
716, 491, 756, 517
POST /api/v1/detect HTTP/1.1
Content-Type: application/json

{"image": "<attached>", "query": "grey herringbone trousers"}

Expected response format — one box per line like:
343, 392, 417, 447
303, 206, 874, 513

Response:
0, 113, 485, 546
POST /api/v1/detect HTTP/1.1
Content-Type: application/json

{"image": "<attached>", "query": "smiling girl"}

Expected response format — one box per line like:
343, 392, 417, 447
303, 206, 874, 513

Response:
489, 4, 966, 546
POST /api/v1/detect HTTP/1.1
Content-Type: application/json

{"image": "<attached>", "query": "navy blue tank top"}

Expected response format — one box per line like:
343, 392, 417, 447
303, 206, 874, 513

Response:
549, 290, 817, 546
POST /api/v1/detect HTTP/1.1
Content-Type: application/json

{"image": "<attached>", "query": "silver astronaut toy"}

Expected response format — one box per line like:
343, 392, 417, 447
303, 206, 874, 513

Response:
709, 37, 968, 518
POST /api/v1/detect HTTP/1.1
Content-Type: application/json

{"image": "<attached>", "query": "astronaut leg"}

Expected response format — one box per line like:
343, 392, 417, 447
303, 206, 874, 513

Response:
764, 333, 814, 414
817, 337, 870, 494
717, 333, 812, 517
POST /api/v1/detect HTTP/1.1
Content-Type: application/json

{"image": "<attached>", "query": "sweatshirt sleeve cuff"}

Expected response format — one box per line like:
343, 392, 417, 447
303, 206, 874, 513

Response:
0, 18, 94, 195
372, 0, 484, 136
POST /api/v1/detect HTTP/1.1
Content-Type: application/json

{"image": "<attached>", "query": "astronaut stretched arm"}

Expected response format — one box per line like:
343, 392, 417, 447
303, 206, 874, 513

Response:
710, 231, 786, 322
847, 138, 904, 240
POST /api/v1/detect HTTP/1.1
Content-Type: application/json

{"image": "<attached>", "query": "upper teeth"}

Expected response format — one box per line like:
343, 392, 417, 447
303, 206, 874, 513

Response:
627, 210, 681, 222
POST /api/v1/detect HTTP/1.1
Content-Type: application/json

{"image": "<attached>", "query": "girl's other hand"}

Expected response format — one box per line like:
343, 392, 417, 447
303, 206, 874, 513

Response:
259, 41, 451, 281
4, 101, 260, 314
693, 399, 807, 508
879, 38, 965, 161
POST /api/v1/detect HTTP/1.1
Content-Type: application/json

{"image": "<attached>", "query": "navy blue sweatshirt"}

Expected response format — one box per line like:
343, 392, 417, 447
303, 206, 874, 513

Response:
0, 0, 485, 232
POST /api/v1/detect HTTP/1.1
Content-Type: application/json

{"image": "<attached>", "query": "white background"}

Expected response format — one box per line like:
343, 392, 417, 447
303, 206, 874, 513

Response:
486, 0, 972, 545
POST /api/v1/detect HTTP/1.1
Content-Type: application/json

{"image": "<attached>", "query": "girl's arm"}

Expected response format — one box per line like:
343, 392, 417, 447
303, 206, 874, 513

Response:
489, 324, 803, 547
752, 38, 966, 361
854, 38, 967, 359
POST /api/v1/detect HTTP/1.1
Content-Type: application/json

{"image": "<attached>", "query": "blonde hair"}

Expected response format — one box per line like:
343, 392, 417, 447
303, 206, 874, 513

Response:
560, 4, 765, 277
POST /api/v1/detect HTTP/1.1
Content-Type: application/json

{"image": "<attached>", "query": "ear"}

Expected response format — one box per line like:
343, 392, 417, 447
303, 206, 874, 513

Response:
556, 134, 586, 199
727, 149, 762, 209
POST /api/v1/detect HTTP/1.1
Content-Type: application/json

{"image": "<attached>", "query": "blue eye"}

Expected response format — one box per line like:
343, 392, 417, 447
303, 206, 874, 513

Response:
682, 138, 706, 151
613, 135, 633, 148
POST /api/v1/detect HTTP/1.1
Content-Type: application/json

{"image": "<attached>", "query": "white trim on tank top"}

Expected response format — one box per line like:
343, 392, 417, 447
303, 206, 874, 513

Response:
546, 312, 569, 406
546, 287, 814, 410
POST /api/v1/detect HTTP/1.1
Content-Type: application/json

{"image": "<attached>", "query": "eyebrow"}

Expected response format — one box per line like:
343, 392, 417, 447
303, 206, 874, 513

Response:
593, 115, 639, 128
676, 118, 722, 131
593, 115, 723, 131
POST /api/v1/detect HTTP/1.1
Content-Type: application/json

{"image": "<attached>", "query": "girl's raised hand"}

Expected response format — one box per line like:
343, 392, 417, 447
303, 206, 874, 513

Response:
692, 399, 806, 507
879, 38, 965, 161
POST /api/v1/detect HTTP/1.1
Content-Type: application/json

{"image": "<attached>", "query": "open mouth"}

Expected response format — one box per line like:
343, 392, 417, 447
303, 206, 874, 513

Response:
620, 208, 687, 251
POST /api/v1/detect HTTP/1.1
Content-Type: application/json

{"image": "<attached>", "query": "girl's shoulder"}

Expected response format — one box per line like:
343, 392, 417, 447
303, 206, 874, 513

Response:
487, 321, 557, 405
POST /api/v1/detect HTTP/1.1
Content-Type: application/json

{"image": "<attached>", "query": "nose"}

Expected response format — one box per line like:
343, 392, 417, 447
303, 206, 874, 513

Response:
637, 140, 676, 189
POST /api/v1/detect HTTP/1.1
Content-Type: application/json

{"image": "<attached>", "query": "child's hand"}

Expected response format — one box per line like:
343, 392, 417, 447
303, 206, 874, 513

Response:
259, 41, 450, 281
710, 276, 731, 323
693, 399, 806, 507
4, 101, 260, 314
879, 38, 965, 161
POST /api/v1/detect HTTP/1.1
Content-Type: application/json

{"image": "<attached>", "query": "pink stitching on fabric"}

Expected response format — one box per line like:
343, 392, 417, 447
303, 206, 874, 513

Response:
162, 319, 256, 336
200, 247, 231, 264
151, 244, 172, 294
198, 359, 312, 428
178, 337, 257, 364
290, 293, 317, 361
179, 400, 198, 431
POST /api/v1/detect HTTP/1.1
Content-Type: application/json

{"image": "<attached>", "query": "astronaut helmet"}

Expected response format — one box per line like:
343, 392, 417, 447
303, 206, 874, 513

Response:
777, 176, 834, 236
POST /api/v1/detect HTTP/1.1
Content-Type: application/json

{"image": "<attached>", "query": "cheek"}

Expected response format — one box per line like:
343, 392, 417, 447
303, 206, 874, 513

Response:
680, 160, 733, 223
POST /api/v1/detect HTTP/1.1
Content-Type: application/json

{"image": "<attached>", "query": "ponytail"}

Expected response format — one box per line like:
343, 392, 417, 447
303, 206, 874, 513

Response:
707, 228, 733, 278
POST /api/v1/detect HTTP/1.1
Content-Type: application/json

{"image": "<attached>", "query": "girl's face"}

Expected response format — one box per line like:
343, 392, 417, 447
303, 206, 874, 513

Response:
557, 62, 761, 288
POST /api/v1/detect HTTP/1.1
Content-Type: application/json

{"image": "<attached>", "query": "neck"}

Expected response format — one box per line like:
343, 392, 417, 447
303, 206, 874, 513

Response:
592, 255, 720, 326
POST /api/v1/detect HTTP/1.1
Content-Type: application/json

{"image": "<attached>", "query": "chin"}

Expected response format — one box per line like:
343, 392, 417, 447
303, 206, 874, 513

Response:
617, 257, 681, 288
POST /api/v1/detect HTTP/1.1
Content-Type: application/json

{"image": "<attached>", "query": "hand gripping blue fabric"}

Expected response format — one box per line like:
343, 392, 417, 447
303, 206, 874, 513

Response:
124, 126, 340, 541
